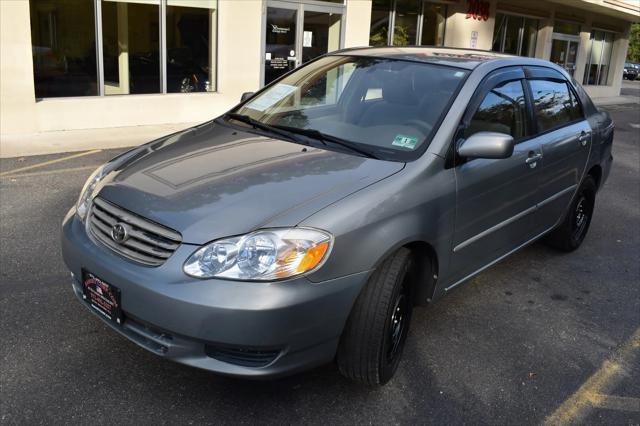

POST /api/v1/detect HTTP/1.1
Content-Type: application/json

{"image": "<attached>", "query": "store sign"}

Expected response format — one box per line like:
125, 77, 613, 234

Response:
271, 24, 290, 34
470, 31, 479, 48
466, 0, 490, 21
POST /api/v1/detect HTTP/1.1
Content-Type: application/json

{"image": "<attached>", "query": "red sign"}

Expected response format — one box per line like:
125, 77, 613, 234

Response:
466, 0, 490, 21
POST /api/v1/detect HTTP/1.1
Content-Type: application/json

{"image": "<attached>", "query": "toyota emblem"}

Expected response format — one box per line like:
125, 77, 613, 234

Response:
111, 223, 129, 244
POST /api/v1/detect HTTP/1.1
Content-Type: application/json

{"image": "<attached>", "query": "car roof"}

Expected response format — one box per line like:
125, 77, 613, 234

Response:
333, 46, 555, 70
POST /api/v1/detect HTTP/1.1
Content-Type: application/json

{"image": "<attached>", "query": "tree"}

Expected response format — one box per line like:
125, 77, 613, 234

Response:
628, 23, 640, 62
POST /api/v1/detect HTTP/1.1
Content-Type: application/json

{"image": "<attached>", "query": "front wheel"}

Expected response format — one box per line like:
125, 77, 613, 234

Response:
544, 176, 596, 252
336, 248, 413, 385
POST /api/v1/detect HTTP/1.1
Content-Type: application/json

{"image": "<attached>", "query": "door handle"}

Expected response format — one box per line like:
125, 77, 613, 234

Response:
525, 153, 542, 168
577, 132, 591, 146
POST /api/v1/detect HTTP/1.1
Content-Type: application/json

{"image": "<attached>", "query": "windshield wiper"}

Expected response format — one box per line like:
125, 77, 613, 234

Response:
223, 113, 306, 145
271, 124, 380, 160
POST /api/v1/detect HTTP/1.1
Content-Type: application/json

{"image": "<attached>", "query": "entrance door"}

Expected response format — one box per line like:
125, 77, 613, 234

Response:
263, 1, 343, 86
550, 38, 580, 77
264, 6, 298, 86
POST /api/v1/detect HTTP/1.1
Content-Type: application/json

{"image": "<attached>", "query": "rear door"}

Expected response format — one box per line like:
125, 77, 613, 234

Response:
524, 67, 592, 234
451, 67, 542, 281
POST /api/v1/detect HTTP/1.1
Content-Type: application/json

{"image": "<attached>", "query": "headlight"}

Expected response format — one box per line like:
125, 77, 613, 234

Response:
76, 165, 106, 222
184, 228, 333, 280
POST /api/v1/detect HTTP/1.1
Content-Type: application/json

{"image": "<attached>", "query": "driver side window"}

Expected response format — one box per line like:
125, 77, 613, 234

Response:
464, 80, 527, 141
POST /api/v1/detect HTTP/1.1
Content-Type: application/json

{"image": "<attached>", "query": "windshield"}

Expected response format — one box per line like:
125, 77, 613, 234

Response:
229, 55, 469, 161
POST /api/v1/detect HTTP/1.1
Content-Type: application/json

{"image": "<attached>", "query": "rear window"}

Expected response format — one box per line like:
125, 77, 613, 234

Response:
529, 79, 583, 133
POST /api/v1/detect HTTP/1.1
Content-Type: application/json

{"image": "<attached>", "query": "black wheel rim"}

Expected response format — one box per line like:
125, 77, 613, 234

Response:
571, 195, 591, 241
386, 285, 409, 363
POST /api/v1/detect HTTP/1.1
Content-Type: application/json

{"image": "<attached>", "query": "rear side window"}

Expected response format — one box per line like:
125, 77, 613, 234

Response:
529, 79, 583, 133
465, 80, 527, 140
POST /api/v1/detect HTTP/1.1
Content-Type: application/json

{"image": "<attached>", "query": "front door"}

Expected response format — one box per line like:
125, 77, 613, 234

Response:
263, 1, 343, 86
450, 69, 542, 283
550, 38, 580, 77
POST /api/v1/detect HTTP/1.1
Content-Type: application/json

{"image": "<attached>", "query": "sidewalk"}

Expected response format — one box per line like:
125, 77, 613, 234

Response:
0, 122, 197, 159
592, 94, 640, 107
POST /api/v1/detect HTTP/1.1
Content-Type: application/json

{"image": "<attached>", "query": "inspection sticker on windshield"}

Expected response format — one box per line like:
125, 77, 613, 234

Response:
392, 134, 418, 149
246, 84, 297, 112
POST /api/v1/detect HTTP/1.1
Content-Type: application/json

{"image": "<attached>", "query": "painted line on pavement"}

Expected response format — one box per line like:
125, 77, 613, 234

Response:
0, 150, 101, 177
588, 394, 640, 412
0, 165, 98, 180
542, 327, 640, 425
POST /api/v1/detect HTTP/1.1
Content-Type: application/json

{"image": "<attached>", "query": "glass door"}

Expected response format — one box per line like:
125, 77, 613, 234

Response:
302, 11, 341, 63
264, 6, 298, 85
550, 38, 579, 76
263, 1, 343, 86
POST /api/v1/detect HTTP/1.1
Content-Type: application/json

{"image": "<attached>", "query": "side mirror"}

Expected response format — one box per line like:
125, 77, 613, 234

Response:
240, 92, 254, 102
457, 131, 515, 160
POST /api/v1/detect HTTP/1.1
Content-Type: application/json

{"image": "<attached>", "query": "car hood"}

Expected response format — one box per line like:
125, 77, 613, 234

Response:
97, 122, 404, 244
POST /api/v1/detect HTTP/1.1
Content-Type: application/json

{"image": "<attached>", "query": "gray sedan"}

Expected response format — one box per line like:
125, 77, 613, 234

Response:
61, 47, 614, 385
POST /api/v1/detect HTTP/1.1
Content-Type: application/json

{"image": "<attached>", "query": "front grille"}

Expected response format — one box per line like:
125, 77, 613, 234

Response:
88, 197, 182, 266
205, 345, 281, 368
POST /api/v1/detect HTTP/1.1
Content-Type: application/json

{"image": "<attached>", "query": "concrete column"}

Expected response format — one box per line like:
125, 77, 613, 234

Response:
607, 23, 631, 94
117, 3, 130, 94
0, 0, 37, 135
344, 0, 372, 47
443, 0, 497, 50
536, 5, 556, 60
575, 15, 593, 84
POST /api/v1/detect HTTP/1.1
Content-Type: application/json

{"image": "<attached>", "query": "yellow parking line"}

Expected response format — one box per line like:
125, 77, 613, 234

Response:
588, 394, 640, 412
0, 149, 101, 177
542, 327, 640, 425
0, 165, 97, 180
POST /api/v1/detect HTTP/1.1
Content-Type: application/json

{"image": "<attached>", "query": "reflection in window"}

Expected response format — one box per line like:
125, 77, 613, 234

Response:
369, 0, 391, 46
583, 30, 614, 86
302, 11, 341, 63
29, 0, 98, 98
492, 13, 538, 57
529, 80, 582, 132
393, 0, 419, 46
103, 0, 160, 95
167, 0, 217, 93
466, 80, 527, 139
553, 21, 581, 36
421, 3, 447, 46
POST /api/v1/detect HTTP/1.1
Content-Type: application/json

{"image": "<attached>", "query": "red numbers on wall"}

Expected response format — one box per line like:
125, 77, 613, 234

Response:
466, 0, 490, 21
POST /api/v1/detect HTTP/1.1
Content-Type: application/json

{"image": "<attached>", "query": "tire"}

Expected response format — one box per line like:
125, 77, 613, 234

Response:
544, 176, 597, 252
337, 248, 413, 385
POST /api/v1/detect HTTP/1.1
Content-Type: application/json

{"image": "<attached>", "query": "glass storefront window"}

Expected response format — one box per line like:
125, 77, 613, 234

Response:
369, 0, 448, 47
554, 21, 581, 36
29, 0, 98, 98
583, 30, 615, 86
492, 13, 538, 57
393, 0, 419, 46
103, 0, 160, 95
166, 0, 217, 93
29, 0, 218, 98
522, 18, 538, 57
369, 0, 391, 46
420, 2, 447, 46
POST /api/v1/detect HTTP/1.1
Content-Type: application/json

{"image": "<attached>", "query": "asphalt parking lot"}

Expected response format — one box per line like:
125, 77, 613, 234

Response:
1, 105, 639, 425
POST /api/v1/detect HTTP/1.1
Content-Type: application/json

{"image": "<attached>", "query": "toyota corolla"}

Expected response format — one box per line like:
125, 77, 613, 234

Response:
61, 47, 614, 385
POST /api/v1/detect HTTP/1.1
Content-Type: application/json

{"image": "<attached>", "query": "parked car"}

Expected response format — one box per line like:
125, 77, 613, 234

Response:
62, 47, 614, 385
623, 62, 638, 80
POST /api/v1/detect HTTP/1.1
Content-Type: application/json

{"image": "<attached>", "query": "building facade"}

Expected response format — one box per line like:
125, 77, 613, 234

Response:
0, 0, 638, 138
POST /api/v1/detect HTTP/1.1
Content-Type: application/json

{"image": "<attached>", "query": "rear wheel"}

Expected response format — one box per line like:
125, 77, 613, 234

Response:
337, 248, 413, 385
544, 176, 596, 252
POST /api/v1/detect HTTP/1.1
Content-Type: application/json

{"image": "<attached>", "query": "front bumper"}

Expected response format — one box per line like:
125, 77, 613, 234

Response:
61, 208, 368, 378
